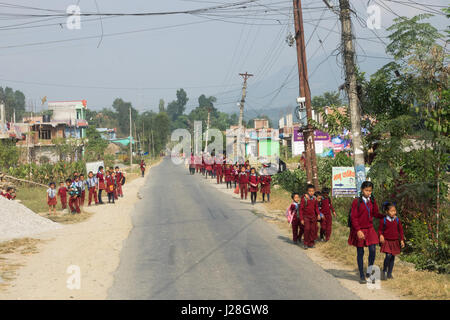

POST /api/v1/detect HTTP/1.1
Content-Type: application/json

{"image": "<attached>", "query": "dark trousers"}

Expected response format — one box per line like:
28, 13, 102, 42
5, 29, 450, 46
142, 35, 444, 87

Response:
250, 191, 257, 204
357, 245, 376, 279
98, 189, 104, 204
262, 193, 270, 202
303, 215, 317, 247
383, 253, 396, 276
107, 192, 115, 203
292, 217, 302, 242
226, 181, 232, 189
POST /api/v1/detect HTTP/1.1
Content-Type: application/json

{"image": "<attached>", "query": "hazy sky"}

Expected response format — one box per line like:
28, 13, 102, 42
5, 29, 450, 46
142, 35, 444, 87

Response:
0, 0, 447, 115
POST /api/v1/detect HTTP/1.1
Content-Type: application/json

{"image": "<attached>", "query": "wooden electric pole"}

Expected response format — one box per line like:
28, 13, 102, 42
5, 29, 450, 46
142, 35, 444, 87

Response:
293, 0, 319, 188
204, 107, 212, 153
339, 0, 366, 192
238, 72, 253, 161
129, 106, 133, 166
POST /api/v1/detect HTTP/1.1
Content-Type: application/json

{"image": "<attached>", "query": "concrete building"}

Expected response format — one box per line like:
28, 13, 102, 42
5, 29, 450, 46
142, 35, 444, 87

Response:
15, 100, 89, 164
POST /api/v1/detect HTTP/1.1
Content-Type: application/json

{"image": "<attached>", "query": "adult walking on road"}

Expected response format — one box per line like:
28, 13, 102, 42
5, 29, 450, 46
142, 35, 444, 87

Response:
140, 160, 146, 177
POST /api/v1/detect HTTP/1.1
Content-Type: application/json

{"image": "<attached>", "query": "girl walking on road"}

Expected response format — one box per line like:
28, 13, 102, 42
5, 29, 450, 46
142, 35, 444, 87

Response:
379, 202, 405, 280
248, 167, 259, 205
348, 181, 385, 284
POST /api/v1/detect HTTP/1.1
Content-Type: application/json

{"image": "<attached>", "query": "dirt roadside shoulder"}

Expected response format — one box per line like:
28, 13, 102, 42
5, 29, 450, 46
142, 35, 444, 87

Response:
0, 159, 162, 300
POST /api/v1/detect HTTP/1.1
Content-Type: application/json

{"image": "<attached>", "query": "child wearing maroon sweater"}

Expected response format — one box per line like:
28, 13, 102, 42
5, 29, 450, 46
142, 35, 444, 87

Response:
299, 184, 321, 249
238, 166, 249, 200
379, 202, 405, 280
348, 181, 385, 284
319, 188, 337, 242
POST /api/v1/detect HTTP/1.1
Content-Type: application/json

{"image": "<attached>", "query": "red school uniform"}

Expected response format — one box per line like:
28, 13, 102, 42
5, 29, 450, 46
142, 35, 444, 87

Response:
260, 175, 271, 194
248, 174, 259, 192
106, 175, 115, 194
47, 188, 57, 206
58, 186, 67, 209
378, 216, 405, 255
238, 171, 249, 199
289, 202, 303, 243
97, 171, 106, 190
320, 196, 335, 241
348, 197, 384, 247
224, 166, 232, 182
115, 171, 124, 197
299, 195, 320, 247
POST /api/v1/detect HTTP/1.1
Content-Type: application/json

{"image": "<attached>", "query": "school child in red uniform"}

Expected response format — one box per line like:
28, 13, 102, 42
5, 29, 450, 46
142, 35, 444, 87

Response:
315, 191, 323, 241
238, 166, 249, 200
97, 166, 106, 204
106, 171, 115, 204
224, 164, 232, 189
79, 174, 86, 207
233, 165, 239, 189
115, 167, 124, 197
3, 187, 16, 200
140, 160, 146, 177
348, 181, 385, 284
216, 159, 223, 184
58, 181, 67, 211
47, 182, 57, 215
299, 184, 321, 249
379, 202, 405, 280
248, 168, 259, 205
112, 172, 119, 200
319, 188, 337, 242
68, 178, 81, 214
189, 155, 196, 175
287, 193, 301, 243
260, 168, 272, 203
86, 171, 98, 206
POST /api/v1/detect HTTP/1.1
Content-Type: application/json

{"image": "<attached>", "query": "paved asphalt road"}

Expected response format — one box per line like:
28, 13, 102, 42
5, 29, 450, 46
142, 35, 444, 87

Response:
108, 158, 358, 299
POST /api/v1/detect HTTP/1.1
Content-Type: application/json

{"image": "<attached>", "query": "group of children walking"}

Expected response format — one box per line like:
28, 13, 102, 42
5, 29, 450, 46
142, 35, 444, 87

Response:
287, 181, 405, 283
188, 155, 272, 205
46, 166, 126, 215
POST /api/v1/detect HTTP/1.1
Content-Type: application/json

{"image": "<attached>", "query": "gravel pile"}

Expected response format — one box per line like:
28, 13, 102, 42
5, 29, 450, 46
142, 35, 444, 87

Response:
0, 197, 62, 241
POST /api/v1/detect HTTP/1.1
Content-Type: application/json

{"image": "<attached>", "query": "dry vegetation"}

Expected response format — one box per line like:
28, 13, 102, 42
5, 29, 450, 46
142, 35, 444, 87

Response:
0, 238, 41, 290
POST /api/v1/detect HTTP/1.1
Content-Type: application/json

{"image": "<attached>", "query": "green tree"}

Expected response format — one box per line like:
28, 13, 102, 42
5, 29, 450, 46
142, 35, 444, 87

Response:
0, 86, 26, 121
311, 91, 342, 108
167, 89, 188, 123
84, 125, 108, 161
158, 99, 165, 113
112, 98, 138, 137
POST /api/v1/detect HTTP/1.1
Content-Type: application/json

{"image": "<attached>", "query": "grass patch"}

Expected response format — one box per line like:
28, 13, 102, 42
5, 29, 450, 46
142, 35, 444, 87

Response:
43, 209, 94, 224
261, 190, 450, 300
15, 186, 48, 214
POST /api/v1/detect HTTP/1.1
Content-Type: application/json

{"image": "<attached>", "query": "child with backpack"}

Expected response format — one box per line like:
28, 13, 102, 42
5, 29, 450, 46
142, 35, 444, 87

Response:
286, 192, 302, 244
347, 181, 385, 284
314, 191, 323, 241
260, 168, 272, 203
299, 184, 321, 249
319, 188, 337, 242
379, 202, 405, 280
68, 178, 81, 214
106, 170, 115, 204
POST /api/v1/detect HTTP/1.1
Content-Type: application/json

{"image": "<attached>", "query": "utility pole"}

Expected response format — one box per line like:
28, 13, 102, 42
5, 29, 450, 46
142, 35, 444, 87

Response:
129, 106, 133, 166
293, 0, 319, 188
339, 0, 366, 193
238, 72, 253, 162
151, 130, 155, 157
204, 107, 211, 153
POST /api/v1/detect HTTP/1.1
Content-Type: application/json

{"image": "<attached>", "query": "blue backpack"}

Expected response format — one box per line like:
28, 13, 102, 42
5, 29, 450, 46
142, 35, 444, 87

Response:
382, 216, 400, 233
